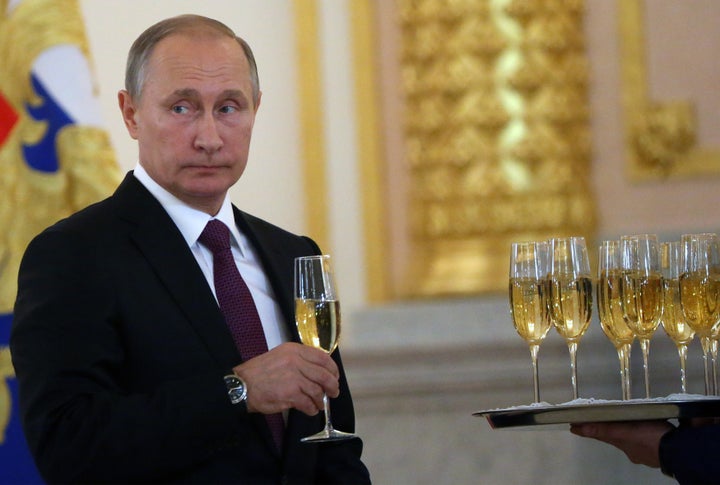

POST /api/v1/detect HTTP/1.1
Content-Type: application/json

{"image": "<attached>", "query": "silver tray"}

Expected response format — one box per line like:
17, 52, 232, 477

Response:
474, 396, 720, 429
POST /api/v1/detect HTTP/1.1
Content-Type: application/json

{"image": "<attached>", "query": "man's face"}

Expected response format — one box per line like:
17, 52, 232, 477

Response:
119, 32, 260, 214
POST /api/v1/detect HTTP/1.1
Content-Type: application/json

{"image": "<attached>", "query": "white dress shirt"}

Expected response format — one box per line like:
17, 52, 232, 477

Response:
133, 164, 290, 351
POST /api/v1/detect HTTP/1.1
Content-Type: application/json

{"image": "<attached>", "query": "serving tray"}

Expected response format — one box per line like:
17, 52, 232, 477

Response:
474, 395, 720, 429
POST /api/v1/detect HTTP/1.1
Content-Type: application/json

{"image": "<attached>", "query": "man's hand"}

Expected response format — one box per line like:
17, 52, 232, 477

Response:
232, 342, 339, 416
570, 420, 674, 468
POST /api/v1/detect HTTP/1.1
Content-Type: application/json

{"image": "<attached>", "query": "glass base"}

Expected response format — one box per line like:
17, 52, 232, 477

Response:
300, 427, 357, 443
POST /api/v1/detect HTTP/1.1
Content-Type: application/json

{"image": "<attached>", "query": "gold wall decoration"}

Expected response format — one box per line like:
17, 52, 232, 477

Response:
620, 0, 720, 180
0, 0, 121, 312
399, 0, 596, 296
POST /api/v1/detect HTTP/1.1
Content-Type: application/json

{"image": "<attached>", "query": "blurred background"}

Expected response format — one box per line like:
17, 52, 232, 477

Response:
2, 0, 719, 483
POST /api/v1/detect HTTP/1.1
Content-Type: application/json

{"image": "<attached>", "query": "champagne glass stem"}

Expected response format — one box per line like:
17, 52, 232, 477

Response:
677, 344, 689, 394
568, 341, 579, 400
321, 393, 333, 434
300, 392, 344, 443
639, 338, 651, 398
615, 345, 627, 400
529, 344, 541, 403
711, 339, 718, 396
623, 343, 632, 400
701, 336, 712, 395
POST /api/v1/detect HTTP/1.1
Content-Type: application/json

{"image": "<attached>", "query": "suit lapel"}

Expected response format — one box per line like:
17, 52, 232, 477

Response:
112, 174, 240, 369
234, 209, 300, 342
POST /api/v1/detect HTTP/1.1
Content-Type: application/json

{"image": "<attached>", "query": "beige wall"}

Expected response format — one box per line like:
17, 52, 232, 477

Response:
588, 0, 720, 238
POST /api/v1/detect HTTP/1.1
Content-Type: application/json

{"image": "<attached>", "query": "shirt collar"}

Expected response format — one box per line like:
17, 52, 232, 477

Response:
133, 163, 245, 255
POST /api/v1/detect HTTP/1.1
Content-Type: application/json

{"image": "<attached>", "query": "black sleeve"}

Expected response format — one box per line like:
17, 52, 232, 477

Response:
659, 424, 720, 484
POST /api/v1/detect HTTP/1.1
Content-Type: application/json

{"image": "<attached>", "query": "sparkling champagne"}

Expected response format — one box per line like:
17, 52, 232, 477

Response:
663, 278, 695, 345
549, 276, 592, 342
509, 277, 551, 345
295, 299, 341, 353
679, 272, 720, 337
621, 271, 663, 338
597, 269, 634, 347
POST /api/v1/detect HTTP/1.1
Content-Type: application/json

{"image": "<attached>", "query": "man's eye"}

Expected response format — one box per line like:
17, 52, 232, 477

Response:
172, 105, 189, 114
218, 105, 237, 114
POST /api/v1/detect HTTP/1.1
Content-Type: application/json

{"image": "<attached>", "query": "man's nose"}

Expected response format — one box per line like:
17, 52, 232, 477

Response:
194, 112, 223, 153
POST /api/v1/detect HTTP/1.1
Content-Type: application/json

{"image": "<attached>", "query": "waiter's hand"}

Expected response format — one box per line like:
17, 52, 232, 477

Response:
232, 342, 339, 416
570, 420, 674, 468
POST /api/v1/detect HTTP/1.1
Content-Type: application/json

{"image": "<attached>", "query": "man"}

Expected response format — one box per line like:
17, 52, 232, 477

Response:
11, 14, 370, 483
571, 420, 720, 483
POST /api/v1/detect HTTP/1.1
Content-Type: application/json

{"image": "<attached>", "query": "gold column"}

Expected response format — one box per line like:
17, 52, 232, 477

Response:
399, 0, 597, 296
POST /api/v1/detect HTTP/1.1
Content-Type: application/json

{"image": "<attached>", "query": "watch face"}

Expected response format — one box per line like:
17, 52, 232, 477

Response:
228, 387, 245, 404
224, 375, 247, 405
224, 375, 242, 389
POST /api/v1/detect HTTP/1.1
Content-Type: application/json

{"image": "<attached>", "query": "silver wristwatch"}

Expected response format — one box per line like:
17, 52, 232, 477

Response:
224, 374, 248, 409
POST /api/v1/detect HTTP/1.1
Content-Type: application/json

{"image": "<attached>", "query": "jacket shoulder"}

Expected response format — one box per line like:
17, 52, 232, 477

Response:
235, 209, 321, 254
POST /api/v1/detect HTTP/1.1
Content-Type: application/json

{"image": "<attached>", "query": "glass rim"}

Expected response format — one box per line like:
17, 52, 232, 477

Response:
294, 254, 331, 262
620, 233, 659, 240
548, 236, 586, 243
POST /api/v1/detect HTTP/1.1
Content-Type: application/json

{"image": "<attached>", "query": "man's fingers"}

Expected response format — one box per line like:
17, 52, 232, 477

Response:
571, 422, 635, 444
297, 362, 339, 397
290, 393, 322, 416
570, 423, 598, 438
297, 345, 339, 378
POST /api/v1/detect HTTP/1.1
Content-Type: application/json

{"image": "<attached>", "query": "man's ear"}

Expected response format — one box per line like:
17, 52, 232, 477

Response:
118, 90, 139, 140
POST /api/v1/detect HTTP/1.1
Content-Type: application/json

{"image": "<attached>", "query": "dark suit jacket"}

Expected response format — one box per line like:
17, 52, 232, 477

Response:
11, 173, 370, 484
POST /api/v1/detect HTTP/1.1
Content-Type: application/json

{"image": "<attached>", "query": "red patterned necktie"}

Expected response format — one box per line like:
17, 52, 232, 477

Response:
199, 219, 284, 450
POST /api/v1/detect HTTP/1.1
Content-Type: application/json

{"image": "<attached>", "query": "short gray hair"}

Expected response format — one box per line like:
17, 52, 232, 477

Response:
125, 14, 260, 105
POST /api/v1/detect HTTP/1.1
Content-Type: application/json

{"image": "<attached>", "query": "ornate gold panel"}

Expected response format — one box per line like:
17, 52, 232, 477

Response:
398, 0, 596, 296
620, 0, 720, 180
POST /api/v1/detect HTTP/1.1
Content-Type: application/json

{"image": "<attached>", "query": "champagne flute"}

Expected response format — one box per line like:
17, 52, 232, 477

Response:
661, 241, 695, 394
549, 237, 593, 400
294, 255, 356, 442
620, 234, 663, 399
509, 241, 552, 403
679, 233, 720, 395
597, 241, 634, 400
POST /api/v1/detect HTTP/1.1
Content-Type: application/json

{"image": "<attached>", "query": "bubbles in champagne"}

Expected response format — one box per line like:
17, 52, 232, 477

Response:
295, 299, 341, 353
509, 277, 552, 345
662, 278, 695, 345
620, 272, 663, 338
549, 276, 593, 341
598, 269, 634, 347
